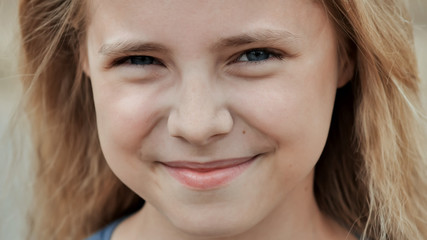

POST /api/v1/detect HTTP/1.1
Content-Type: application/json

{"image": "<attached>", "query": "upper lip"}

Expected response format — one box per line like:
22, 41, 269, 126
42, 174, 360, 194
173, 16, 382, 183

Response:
160, 155, 258, 170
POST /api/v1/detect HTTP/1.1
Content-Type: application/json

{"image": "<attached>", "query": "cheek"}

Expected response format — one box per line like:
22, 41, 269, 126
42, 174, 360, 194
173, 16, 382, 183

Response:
231, 49, 339, 173
91, 76, 162, 163
90, 77, 171, 197
237, 73, 336, 140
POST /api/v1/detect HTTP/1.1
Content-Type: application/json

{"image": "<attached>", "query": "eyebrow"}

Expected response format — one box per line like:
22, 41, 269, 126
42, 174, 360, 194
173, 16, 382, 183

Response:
98, 41, 170, 56
98, 29, 299, 56
213, 29, 299, 50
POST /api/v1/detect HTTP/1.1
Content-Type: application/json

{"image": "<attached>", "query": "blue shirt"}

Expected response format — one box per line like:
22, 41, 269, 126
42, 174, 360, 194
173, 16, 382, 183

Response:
85, 216, 128, 240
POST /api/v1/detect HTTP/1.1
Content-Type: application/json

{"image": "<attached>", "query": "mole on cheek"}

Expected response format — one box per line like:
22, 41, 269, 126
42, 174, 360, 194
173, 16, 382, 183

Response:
242, 130, 246, 134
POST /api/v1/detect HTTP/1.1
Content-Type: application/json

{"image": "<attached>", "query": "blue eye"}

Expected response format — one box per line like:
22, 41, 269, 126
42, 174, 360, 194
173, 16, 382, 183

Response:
236, 49, 282, 62
113, 55, 162, 67
128, 56, 158, 65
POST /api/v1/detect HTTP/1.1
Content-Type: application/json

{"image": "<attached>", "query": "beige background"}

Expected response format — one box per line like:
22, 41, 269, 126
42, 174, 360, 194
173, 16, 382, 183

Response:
0, 0, 426, 239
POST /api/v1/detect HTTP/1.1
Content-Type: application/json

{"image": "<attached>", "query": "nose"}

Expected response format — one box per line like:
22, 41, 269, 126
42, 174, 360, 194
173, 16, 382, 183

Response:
167, 75, 233, 146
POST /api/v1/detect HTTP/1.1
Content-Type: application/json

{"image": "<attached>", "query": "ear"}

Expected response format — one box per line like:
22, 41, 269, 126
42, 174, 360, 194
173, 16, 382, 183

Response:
337, 53, 355, 88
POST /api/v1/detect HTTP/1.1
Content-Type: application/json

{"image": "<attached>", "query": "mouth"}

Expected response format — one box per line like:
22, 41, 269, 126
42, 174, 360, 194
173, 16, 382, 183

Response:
160, 155, 261, 190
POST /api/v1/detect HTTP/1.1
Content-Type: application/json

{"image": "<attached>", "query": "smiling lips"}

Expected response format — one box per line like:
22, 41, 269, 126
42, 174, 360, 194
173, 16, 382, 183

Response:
161, 156, 258, 190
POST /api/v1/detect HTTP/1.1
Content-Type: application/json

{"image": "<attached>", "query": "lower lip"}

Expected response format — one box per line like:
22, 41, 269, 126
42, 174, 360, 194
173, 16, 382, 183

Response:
162, 157, 257, 190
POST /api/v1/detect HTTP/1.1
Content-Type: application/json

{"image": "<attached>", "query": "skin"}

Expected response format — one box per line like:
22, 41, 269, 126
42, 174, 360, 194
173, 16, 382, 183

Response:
84, 0, 355, 239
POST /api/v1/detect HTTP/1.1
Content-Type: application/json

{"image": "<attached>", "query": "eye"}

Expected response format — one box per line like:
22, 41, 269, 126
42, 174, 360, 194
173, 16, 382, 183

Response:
235, 49, 283, 63
113, 55, 163, 67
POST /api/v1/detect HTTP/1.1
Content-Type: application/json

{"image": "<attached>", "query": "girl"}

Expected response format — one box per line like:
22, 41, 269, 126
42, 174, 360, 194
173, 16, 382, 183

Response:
19, 0, 427, 239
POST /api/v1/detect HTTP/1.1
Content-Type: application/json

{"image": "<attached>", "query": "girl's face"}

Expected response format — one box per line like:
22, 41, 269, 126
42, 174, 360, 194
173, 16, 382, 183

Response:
85, 0, 352, 238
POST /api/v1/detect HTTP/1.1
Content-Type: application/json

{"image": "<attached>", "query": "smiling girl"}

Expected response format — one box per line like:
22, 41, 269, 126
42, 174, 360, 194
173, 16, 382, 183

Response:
19, 0, 427, 239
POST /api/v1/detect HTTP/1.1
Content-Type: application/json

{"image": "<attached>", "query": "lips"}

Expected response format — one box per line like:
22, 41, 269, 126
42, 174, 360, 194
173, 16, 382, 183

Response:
161, 156, 258, 190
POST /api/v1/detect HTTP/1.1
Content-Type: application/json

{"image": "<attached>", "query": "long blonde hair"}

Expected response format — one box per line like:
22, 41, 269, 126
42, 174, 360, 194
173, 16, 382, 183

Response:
19, 0, 427, 239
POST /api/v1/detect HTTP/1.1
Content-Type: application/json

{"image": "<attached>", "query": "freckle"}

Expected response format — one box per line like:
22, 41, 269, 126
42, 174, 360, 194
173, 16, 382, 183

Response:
242, 130, 246, 134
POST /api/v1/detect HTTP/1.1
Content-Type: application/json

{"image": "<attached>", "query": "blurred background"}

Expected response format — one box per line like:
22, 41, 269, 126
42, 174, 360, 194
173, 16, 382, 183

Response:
0, 0, 426, 239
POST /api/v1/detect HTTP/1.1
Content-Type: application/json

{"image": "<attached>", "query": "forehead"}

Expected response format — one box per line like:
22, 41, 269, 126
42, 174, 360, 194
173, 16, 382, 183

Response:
86, 0, 331, 53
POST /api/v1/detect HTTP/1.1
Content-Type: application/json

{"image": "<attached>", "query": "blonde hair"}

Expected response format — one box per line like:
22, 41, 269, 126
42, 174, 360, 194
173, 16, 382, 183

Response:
315, 1, 427, 239
18, 0, 427, 239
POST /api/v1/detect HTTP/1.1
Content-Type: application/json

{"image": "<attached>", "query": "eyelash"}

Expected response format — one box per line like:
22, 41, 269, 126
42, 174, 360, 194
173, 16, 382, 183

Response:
231, 48, 284, 64
112, 55, 163, 67
111, 48, 284, 67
